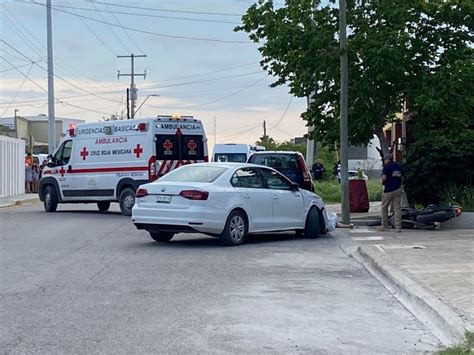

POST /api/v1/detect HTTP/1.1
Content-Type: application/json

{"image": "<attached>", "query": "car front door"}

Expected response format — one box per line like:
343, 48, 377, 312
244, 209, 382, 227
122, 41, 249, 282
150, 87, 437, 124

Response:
230, 167, 272, 231
50, 140, 75, 200
258, 167, 304, 229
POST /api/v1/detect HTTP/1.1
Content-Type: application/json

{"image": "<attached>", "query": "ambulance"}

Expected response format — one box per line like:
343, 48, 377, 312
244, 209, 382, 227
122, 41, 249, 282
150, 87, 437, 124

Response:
39, 116, 208, 215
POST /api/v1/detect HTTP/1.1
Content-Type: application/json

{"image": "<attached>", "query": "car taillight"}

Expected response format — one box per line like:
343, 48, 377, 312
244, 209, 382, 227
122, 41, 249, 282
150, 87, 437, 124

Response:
204, 155, 209, 162
179, 190, 209, 200
136, 188, 148, 198
148, 156, 157, 181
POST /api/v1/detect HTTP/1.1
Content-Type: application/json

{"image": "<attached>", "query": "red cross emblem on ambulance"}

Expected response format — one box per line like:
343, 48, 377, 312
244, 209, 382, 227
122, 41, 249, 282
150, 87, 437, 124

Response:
133, 144, 143, 158
80, 147, 89, 161
187, 139, 197, 155
163, 139, 173, 155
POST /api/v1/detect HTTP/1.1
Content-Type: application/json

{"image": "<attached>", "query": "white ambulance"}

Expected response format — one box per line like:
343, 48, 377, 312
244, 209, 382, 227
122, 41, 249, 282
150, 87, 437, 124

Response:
39, 116, 208, 215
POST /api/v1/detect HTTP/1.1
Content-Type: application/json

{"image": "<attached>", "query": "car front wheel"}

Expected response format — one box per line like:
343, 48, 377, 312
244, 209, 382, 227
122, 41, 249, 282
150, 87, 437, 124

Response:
44, 185, 58, 212
220, 210, 247, 246
305, 207, 320, 238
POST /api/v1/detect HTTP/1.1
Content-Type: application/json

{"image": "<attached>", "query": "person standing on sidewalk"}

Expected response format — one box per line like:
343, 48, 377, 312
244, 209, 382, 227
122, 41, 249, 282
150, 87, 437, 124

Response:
380, 153, 403, 232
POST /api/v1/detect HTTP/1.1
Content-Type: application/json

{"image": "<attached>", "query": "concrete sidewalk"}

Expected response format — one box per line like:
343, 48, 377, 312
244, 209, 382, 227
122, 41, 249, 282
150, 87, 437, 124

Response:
331, 222, 474, 346
0, 193, 39, 208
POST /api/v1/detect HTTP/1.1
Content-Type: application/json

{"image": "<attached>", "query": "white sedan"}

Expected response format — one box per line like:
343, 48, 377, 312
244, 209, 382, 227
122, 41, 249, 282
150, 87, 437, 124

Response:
132, 163, 328, 246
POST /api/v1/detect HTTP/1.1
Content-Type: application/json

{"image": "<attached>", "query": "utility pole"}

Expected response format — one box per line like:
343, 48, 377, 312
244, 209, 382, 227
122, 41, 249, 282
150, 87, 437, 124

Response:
213, 116, 216, 147
263, 120, 267, 149
117, 53, 146, 119
46, 0, 56, 154
306, 0, 318, 170
306, 95, 315, 170
339, 0, 350, 224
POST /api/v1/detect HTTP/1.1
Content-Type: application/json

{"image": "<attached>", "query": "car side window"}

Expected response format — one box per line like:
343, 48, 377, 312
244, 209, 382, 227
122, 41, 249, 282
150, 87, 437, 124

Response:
259, 168, 292, 190
231, 168, 264, 188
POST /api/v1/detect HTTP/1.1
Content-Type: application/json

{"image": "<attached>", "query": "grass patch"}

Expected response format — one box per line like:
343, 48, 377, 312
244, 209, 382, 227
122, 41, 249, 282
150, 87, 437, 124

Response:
437, 331, 474, 355
314, 179, 383, 204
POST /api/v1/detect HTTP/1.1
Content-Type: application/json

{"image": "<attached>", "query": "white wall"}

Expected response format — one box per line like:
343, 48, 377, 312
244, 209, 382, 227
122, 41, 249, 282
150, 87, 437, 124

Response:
348, 135, 383, 172
0, 136, 25, 197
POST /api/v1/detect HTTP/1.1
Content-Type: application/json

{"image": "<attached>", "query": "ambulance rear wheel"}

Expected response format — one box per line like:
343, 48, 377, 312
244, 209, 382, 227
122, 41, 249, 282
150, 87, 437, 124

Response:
149, 232, 174, 243
44, 185, 58, 212
119, 187, 135, 216
97, 201, 110, 212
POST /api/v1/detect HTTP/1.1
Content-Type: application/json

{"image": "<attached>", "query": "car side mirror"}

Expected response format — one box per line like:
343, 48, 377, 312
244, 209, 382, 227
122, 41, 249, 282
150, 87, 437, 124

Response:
290, 182, 299, 191
46, 154, 54, 167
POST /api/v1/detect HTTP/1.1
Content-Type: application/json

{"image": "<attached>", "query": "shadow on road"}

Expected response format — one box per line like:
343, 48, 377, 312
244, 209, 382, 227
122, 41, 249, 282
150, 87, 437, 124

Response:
130, 232, 331, 250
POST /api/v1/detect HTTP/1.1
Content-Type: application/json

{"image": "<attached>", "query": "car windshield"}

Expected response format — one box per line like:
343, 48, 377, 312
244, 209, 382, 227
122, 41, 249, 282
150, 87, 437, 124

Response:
214, 153, 247, 163
158, 165, 227, 183
250, 154, 299, 171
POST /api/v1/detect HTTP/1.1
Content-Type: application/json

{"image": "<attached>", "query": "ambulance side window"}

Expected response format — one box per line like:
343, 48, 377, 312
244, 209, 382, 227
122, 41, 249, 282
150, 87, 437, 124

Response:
52, 140, 73, 166
62, 140, 73, 165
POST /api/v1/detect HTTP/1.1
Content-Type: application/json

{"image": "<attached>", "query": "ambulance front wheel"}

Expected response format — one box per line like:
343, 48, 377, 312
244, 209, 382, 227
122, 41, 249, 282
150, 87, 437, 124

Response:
97, 201, 110, 212
44, 185, 58, 212
119, 187, 135, 216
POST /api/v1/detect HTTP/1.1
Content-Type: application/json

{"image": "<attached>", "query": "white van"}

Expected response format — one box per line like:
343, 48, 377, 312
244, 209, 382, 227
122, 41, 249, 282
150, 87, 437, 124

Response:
212, 144, 264, 163
39, 116, 208, 215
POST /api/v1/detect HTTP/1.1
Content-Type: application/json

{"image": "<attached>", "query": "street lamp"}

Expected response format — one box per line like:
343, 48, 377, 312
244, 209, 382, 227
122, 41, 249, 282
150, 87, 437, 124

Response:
134, 94, 159, 118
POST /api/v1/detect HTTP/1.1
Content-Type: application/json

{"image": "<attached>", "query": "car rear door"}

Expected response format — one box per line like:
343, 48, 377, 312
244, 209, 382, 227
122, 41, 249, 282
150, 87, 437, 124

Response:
258, 167, 304, 229
230, 167, 272, 231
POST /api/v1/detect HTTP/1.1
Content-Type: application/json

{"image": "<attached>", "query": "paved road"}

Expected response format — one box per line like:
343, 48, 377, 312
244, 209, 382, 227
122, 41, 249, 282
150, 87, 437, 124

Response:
1, 203, 439, 354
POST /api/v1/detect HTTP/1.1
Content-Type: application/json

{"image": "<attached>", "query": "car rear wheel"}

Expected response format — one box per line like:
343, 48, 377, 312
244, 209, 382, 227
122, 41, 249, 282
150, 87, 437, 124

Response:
149, 232, 174, 243
97, 201, 110, 212
305, 207, 320, 238
220, 210, 247, 246
44, 185, 58, 212
119, 188, 135, 216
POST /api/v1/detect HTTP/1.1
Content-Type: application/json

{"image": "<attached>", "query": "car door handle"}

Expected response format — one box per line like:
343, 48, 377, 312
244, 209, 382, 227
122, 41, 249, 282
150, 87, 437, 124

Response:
273, 195, 279, 199
243, 193, 251, 199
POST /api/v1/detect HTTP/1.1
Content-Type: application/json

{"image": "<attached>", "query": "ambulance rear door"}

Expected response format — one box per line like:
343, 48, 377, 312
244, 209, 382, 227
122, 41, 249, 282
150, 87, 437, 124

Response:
155, 133, 205, 176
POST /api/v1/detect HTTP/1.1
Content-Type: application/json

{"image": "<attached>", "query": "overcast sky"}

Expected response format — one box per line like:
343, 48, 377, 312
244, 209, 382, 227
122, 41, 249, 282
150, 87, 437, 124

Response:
0, 0, 308, 151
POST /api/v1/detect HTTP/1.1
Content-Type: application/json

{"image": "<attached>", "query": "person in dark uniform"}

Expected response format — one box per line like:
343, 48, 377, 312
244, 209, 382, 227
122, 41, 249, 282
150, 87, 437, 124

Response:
380, 153, 403, 232
311, 159, 325, 181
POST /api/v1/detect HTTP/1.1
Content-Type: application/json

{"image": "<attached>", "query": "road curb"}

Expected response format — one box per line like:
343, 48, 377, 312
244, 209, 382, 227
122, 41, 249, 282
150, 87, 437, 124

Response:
0, 196, 39, 209
330, 229, 469, 346
358, 246, 468, 346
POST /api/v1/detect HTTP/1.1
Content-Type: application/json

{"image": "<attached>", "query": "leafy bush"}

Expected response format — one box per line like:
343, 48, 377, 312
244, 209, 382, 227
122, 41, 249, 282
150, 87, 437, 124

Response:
404, 130, 474, 206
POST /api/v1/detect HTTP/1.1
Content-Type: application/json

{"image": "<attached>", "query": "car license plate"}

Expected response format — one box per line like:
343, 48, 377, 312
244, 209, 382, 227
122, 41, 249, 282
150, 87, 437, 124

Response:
156, 195, 172, 203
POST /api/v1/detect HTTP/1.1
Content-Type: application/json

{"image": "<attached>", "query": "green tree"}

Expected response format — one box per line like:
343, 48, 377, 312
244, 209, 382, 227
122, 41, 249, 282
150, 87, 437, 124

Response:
236, 1, 473, 154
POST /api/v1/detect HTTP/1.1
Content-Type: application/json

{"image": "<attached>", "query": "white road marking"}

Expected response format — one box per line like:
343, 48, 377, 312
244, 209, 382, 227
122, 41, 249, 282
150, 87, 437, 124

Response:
350, 228, 375, 233
351, 236, 385, 241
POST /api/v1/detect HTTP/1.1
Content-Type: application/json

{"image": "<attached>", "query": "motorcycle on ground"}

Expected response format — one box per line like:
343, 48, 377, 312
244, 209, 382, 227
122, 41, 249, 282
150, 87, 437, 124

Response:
389, 204, 462, 230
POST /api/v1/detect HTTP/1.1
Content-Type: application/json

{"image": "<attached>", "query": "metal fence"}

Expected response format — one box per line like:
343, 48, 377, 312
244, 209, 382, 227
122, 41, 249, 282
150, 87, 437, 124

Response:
0, 136, 25, 197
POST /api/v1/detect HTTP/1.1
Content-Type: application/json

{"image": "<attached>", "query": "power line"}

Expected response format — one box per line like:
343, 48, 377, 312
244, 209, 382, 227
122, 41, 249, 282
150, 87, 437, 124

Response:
1, 55, 114, 116
1, 63, 34, 117
87, 1, 243, 17
90, 1, 130, 53
269, 96, 293, 129
147, 71, 262, 90
64, 0, 117, 56
155, 62, 258, 83
103, 2, 144, 54
32, 3, 250, 44
0, 59, 44, 74
49, 3, 241, 25
154, 76, 266, 110
2, 4, 118, 92
1, 40, 123, 104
